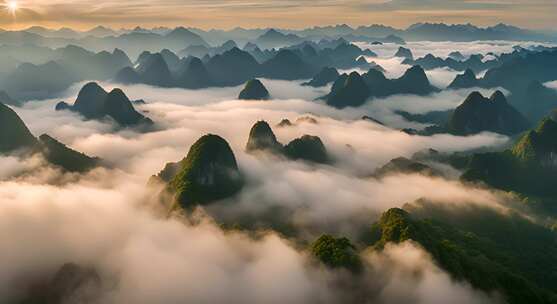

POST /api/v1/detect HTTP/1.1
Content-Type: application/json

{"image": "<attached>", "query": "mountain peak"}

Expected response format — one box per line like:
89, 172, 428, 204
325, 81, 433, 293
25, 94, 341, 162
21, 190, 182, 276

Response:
166, 134, 243, 208
394, 47, 413, 60
512, 117, 557, 163
449, 91, 529, 135
401, 65, 427, 81
238, 79, 270, 100
62, 83, 151, 126
327, 72, 370, 108
489, 90, 507, 104
284, 135, 329, 164
463, 91, 485, 104
73, 82, 108, 117
395, 65, 435, 94
448, 69, 478, 89
246, 121, 282, 153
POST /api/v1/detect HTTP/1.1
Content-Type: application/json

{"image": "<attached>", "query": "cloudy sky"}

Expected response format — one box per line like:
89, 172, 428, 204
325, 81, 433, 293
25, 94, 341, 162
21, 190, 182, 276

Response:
0, 0, 556, 30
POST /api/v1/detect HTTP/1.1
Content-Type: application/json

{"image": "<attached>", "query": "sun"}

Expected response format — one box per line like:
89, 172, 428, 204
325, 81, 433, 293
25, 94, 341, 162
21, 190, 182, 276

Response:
6, 0, 18, 14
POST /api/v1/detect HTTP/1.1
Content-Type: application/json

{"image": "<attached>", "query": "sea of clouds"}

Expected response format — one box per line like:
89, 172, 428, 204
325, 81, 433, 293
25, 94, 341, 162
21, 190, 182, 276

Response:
1, 40, 538, 303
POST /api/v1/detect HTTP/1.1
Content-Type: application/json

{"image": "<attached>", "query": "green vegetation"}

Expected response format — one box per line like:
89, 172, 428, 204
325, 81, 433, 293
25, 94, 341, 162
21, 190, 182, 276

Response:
311, 234, 362, 272
370, 207, 557, 304
512, 117, 557, 162
167, 134, 243, 208
462, 116, 557, 197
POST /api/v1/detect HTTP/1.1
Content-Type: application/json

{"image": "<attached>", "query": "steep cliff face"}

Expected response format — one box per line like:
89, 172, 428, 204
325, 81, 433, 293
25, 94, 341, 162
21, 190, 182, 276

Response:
0, 102, 38, 154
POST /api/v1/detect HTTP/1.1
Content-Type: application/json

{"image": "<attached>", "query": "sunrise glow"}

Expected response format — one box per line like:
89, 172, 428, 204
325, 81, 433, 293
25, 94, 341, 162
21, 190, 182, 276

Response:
6, 1, 18, 14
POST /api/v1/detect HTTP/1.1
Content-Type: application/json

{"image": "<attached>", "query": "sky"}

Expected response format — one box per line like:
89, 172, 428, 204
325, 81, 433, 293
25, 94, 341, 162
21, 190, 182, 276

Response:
0, 0, 556, 31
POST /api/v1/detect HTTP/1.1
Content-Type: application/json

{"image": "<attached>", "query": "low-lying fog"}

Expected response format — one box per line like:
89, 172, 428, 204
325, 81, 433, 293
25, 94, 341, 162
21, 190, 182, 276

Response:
0, 45, 524, 303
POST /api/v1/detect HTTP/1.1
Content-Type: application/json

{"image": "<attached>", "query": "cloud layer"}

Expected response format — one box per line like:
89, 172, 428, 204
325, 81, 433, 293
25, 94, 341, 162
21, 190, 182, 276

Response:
0, 45, 529, 303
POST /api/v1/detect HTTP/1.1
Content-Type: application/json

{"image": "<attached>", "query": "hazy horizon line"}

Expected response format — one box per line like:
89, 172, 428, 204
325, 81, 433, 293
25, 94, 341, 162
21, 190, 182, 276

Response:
1, 21, 553, 33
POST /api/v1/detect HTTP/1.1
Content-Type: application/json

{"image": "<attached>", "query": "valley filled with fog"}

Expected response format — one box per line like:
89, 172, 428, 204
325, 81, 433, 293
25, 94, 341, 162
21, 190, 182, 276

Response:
1, 21, 557, 304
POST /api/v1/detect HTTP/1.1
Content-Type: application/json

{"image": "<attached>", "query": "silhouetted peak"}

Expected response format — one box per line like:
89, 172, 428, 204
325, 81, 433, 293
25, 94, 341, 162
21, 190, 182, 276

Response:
395, 47, 413, 60
402, 65, 427, 80
75, 82, 107, 107
239, 79, 270, 100
449, 90, 529, 136
0, 101, 38, 153
137, 53, 169, 73
347, 71, 364, 83
262, 29, 281, 36
166, 26, 196, 38
55, 101, 71, 111
112, 48, 126, 57
489, 90, 507, 104
106, 88, 128, 100
222, 40, 237, 48
448, 68, 478, 89
462, 91, 485, 105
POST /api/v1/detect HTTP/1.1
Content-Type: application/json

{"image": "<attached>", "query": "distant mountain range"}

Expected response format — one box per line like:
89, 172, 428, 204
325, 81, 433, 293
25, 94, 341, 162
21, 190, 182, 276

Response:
0, 26, 208, 59
114, 43, 374, 88
0, 45, 132, 100
1, 23, 555, 58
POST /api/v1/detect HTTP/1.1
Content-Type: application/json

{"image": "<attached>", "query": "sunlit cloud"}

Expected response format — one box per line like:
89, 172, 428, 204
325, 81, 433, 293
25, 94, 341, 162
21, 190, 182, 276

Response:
0, 0, 555, 30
